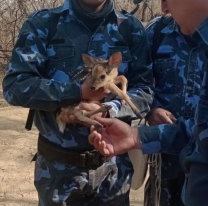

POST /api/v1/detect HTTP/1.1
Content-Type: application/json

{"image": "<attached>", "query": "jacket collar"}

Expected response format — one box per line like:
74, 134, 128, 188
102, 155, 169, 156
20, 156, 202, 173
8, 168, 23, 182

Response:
56, 0, 127, 20
161, 19, 180, 34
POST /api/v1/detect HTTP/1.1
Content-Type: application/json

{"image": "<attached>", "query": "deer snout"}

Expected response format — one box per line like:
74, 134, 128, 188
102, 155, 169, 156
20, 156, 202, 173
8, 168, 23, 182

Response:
90, 86, 96, 91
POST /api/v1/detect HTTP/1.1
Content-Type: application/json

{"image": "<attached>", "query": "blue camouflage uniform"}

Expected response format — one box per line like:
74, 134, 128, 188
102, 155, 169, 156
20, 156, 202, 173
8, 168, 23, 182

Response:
144, 17, 206, 206
2, 0, 153, 205
139, 17, 208, 206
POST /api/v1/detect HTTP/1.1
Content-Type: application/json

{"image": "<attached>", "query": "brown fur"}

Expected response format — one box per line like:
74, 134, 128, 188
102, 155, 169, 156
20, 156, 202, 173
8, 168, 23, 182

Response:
82, 52, 141, 117
56, 52, 141, 133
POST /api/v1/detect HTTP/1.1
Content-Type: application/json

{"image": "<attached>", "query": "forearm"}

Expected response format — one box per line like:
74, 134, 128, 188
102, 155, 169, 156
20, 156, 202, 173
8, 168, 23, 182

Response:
136, 117, 193, 155
3, 73, 81, 111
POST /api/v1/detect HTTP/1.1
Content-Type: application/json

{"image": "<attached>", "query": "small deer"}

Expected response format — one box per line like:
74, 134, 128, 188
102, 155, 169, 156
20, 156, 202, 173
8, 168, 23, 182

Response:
81, 52, 141, 117
56, 52, 141, 133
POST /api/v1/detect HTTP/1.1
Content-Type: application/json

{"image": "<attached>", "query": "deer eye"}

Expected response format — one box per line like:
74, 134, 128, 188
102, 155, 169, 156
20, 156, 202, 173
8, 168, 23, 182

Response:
100, 75, 106, 80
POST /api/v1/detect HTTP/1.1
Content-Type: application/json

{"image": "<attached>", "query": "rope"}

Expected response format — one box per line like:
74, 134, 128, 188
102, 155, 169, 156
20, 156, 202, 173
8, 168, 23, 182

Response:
146, 153, 162, 206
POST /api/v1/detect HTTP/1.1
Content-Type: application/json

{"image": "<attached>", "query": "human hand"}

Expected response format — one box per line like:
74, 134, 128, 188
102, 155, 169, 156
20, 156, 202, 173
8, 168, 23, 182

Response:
146, 108, 176, 126
79, 102, 108, 119
58, 105, 80, 125
81, 76, 110, 101
88, 117, 140, 156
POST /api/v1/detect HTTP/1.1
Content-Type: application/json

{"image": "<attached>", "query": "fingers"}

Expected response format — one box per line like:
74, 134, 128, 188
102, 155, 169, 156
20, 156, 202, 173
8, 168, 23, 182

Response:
93, 116, 114, 127
88, 132, 110, 155
104, 89, 111, 94
94, 133, 102, 151
88, 130, 101, 146
147, 108, 177, 126
100, 141, 110, 156
90, 125, 95, 133
89, 127, 111, 155
166, 112, 177, 122
159, 113, 174, 124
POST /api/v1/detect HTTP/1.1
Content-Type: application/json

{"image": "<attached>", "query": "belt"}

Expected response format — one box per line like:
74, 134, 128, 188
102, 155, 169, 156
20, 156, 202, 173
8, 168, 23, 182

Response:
37, 134, 109, 167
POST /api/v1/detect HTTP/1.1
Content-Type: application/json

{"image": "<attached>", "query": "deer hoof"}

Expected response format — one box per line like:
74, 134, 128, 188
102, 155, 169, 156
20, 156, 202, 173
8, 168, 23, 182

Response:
121, 99, 126, 106
100, 104, 112, 112
92, 121, 103, 129
133, 109, 141, 118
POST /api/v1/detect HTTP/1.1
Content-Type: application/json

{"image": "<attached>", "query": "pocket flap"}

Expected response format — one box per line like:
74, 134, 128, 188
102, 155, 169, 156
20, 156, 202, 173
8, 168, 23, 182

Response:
48, 44, 74, 61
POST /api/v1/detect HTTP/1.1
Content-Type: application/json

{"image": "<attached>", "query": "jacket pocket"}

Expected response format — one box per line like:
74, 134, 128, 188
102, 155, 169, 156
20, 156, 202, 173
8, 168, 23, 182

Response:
46, 44, 75, 75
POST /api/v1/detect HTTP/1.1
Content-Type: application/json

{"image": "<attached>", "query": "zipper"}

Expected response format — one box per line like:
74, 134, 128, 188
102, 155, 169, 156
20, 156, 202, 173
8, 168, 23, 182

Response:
71, 11, 114, 58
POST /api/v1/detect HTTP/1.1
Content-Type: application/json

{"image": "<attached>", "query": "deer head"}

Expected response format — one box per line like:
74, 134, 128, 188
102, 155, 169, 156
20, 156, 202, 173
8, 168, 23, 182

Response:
82, 52, 122, 90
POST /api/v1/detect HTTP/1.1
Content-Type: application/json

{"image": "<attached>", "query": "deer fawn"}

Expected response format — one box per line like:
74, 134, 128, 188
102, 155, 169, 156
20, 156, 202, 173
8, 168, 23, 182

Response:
56, 52, 141, 133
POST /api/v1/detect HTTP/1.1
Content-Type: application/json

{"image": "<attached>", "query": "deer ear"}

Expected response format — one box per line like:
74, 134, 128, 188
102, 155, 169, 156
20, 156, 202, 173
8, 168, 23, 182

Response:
82, 54, 94, 67
108, 52, 122, 68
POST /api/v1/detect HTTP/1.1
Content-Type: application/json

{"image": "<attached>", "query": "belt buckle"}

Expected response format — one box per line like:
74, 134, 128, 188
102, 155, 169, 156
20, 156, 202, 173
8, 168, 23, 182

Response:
87, 150, 110, 166
86, 150, 101, 166
77, 150, 110, 167
79, 153, 87, 167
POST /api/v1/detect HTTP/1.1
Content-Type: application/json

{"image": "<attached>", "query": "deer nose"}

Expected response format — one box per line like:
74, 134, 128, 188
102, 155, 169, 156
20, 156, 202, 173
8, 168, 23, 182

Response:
91, 86, 96, 91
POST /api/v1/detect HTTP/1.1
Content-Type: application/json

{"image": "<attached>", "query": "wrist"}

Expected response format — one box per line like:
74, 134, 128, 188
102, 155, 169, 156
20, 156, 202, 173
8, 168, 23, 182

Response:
131, 126, 141, 150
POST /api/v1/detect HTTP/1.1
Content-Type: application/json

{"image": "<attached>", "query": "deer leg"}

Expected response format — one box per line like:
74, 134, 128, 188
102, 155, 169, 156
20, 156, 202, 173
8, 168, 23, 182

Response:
114, 75, 128, 94
73, 110, 103, 129
105, 83, 141, 118
114, 75, 128, 106
73, 104, 112, 129
56, 106, 75, 133
83, 104, 112, 118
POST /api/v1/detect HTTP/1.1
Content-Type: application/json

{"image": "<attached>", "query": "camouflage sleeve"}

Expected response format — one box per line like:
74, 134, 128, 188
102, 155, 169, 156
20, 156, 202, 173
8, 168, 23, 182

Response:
138, 117, 193, 155
151, 98, 163, 109
2, 14, 81, 111
192, 17, 208, 161
109, 16, 154, 121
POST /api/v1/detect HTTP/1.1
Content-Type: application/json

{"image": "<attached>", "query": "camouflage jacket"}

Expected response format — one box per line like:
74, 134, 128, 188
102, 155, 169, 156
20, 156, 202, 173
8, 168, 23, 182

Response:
146, 17, 206, 119
145, 17, 206, 182
140, 17, 208, 206
2, 0, 153, 151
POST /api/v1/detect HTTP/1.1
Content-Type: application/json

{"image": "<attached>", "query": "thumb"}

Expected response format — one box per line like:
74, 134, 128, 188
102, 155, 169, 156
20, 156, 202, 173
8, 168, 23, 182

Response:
166, 111, 177, 122
104, 89, 111, 94
94, 116, 113, 127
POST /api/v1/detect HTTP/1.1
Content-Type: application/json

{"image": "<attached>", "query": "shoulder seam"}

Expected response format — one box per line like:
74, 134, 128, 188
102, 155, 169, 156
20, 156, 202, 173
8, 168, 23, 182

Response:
30, 9, 50, 18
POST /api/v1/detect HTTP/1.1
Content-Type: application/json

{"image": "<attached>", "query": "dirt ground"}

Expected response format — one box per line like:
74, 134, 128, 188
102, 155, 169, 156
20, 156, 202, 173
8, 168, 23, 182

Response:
0, 87, 145, 206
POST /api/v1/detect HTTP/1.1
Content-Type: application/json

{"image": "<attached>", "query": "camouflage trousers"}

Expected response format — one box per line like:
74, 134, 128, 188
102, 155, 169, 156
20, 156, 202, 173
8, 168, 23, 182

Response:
34, 153, 133, 206
144, 154, 185, 206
